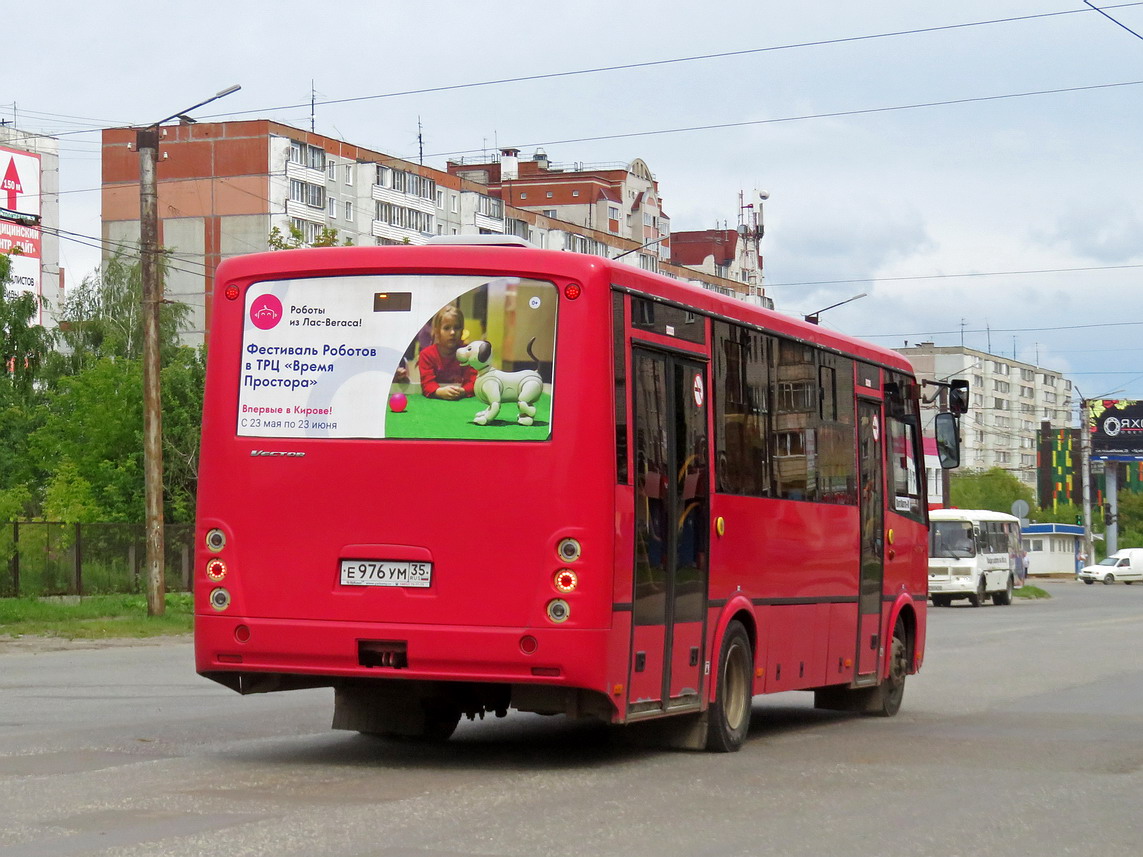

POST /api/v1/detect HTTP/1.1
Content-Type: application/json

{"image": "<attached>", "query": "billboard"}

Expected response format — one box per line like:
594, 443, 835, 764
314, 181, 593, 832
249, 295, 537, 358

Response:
0, 144, 42, 302
1088, 399, 1143, 460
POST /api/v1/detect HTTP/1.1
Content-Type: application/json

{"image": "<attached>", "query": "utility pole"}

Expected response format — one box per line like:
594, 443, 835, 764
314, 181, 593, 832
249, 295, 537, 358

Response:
136, 85, 241, 617
137, 124, 164, 616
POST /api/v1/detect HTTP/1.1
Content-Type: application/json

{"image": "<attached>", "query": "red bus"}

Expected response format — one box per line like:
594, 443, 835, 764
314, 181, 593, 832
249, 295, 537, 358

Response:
195, 238, 959, 751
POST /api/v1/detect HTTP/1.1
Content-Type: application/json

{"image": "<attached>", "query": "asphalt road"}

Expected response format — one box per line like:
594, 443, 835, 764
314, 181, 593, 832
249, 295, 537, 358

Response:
1, 579, 1141, 857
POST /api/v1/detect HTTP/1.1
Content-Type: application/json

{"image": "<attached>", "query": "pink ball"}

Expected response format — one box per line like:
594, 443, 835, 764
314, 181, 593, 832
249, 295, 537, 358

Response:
389, 393, 407, 413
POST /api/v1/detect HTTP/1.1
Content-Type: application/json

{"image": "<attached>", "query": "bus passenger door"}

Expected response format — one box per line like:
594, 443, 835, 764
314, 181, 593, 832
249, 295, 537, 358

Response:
856, 399, 885, 682
629, 349, 709, 715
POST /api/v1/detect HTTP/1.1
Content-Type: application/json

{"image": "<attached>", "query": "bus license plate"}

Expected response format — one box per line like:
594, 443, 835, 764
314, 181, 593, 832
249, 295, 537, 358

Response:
340, 560, 432, 588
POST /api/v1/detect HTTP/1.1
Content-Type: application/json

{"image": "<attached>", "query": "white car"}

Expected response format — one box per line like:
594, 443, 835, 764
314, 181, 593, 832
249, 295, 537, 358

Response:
1077, 549, 1143, 585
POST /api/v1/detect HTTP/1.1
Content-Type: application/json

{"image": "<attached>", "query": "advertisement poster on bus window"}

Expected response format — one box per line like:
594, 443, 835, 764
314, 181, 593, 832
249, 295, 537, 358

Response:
237, 274, 557, 441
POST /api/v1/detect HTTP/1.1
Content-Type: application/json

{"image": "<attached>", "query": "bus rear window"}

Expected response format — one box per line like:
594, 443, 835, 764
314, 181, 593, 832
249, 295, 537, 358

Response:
238, 274, 557, 440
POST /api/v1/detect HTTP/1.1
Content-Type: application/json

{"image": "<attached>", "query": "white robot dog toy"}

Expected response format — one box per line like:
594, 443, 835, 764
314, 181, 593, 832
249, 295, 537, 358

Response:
455, 339, 544, 426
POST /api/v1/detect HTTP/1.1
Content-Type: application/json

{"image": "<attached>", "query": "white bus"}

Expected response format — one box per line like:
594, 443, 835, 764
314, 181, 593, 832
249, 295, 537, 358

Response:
928, 509, 1023, 607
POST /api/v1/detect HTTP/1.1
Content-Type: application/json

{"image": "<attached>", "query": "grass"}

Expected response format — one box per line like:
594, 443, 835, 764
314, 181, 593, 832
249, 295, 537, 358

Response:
0, 582, 1054, 641
0, 593, 194, 639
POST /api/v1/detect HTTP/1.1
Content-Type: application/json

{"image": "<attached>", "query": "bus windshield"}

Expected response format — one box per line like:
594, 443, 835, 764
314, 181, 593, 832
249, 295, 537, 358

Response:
239, 274, 557, 440
930, 520, 976, 558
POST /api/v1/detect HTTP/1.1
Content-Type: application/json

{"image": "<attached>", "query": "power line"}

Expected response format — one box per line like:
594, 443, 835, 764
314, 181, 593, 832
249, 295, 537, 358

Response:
13, 4, 1143, 140
766, 261, 1143, 289
1084, 1, 1143, 41
864, 320, 1143, 339
203, 4, 1143, 122
421, 79, 1143, 160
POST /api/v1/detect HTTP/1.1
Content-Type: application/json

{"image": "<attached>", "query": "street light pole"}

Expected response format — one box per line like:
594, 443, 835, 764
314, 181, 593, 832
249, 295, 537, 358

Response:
1080, 397, 1094, 567
804, 292, 868, 325
136, 85, 240, 617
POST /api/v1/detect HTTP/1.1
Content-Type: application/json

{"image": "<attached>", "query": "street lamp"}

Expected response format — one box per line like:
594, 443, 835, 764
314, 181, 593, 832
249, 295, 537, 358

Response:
613, 234, 669, 260
804, 292, 867, 325
136, 84, 240, 616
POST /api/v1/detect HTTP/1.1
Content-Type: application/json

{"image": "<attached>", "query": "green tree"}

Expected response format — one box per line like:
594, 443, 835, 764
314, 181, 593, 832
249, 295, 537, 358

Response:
46, 252, 190, 377
30, 357, 145, 521
0, 254, 52, 518
43, 459, 101, 523
268, 224, 354, 250
1030, 502, 1084, 527
25, 254, 203, 523
158, 345, 206, 522
1, 255, 52, 400
1112, 492, 1143, 551
949, 467, 1035, 515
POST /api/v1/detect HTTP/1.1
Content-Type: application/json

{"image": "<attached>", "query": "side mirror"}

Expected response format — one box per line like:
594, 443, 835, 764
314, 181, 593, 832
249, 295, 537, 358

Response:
948, 379, 969, 415
935, 411, 961, 469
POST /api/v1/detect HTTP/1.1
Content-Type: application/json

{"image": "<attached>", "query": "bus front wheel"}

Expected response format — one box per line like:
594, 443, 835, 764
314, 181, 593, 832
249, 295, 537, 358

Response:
968, 578, 987, 607
867, 620, 908, 717
706, 620, 753, 752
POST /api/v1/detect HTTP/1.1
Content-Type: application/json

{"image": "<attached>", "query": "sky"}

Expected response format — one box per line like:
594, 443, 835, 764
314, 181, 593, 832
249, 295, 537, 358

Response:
7, 1, 1143, 406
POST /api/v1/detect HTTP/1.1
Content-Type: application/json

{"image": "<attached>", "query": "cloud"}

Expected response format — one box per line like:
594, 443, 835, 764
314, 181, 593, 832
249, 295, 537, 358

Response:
1037, 200, 1143, 264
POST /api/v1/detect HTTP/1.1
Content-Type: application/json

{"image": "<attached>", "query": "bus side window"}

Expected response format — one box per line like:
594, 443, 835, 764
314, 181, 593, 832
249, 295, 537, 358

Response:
712, 321, 771, 497
884, 374, 924, 522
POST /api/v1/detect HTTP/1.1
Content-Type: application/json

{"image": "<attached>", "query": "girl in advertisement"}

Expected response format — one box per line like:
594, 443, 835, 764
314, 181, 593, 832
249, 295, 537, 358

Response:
417, 305, 477, 400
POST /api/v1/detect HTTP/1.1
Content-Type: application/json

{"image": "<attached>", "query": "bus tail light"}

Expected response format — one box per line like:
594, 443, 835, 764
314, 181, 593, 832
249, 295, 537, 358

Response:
205, 528, 226, 552
224, 284, 240, 301
554, 569, 578, 593
563, 283, 582, 300
206, 558, 227, 582
546, 599, 570, 623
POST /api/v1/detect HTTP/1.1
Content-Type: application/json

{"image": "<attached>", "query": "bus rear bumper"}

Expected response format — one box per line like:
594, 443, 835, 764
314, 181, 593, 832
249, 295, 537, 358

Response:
194, 613, 611, 691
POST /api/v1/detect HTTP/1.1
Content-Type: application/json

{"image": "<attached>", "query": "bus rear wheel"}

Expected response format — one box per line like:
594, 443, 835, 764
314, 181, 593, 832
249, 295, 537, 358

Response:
706, 620, 753, 752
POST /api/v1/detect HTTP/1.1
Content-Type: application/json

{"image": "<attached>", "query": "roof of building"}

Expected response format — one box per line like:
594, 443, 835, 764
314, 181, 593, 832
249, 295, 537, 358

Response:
670, 229, 739, 266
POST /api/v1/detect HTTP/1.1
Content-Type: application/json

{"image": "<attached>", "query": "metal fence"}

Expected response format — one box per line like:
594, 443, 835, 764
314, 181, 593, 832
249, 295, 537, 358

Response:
0, 522, 194, 598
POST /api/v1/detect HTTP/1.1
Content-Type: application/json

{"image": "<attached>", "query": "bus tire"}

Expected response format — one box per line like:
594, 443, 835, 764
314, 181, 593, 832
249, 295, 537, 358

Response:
706, 620, 753, 752
868, 620, 908, 717
992, 574, 1013, 606
968, 578, 986, 607
417, 701, 462, 741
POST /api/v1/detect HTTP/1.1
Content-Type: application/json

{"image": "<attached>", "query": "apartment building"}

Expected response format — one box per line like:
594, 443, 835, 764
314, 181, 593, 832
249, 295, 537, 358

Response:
670, 228, 765, 304
102, 121, 764, 345
1, 126, 62, 326
447, 149, 670, 261
898, 343, 1073, 487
